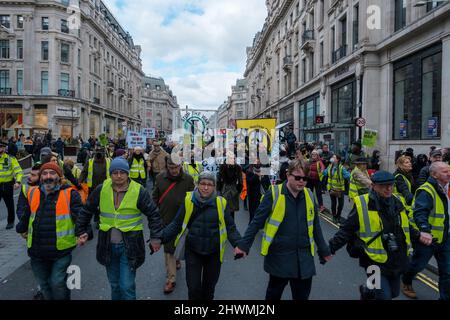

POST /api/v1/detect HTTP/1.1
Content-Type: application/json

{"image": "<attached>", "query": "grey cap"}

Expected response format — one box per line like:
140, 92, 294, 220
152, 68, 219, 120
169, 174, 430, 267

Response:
198, 171, 216, 185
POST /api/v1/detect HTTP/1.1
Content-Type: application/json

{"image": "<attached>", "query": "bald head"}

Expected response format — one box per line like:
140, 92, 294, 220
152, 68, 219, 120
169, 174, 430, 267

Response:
430, 161, 450, 186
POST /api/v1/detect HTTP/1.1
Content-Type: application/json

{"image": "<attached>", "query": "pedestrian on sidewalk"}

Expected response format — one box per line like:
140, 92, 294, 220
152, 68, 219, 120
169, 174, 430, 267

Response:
0, 141, 23, 229
307, 150, 326, 212
153, 156, 195, 294
76, 158, 163, 300
329, 171, 420, 300
16, 162, 85, 300
235, 160, 332, 300
402, 162, 450, 300
162, 171, 242, 300
323, 154, 350, 224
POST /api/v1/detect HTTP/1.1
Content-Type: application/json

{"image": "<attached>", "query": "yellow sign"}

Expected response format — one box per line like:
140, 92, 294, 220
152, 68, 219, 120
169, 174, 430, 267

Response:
235, 118, 277, 151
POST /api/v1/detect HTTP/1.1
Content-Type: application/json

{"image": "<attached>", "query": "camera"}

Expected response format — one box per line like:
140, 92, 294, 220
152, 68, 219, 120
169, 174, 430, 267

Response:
382, 233, 399, 253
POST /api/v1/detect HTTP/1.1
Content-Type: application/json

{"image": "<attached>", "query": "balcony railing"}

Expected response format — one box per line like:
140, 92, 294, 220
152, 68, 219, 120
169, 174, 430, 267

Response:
332, 45, 347, 64
0, 88, 12, 95
93, 97, 100, 104
58, 89, 75, 97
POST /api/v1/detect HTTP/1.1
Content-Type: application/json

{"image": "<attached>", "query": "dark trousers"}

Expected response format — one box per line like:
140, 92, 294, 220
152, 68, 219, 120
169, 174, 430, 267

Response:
0, 182, 15, 224
361, 273, 401, 300
307, 180, 323, 207
330, 194, 344, 219
248, 194, 261, 224
402, 239, 450, 300
265, 275, 312, 300
30, 254, 72, 300
185, 247, 221, 300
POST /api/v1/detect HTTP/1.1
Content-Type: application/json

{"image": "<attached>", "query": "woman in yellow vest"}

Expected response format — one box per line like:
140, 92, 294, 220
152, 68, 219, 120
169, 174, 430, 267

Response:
323, 154, 351, 224
329, 171, 421, 300
393, 155, 415, 209
235, 160, 332, 300
162, 171, 242, 300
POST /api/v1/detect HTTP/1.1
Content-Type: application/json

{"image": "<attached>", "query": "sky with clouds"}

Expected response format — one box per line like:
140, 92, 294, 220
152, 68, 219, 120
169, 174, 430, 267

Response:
103, 0, 267, 110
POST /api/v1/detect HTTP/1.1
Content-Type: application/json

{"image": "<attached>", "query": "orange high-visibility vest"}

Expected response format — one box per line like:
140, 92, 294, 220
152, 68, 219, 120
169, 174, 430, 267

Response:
240, 172, 247, 201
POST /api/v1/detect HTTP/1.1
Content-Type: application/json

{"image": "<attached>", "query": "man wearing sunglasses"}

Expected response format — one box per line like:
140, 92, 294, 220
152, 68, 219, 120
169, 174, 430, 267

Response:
235, 159, 332, 300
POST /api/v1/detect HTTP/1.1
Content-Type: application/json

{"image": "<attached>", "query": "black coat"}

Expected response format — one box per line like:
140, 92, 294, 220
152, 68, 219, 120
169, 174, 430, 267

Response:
162, 193, 242, 256
16, 185, 84, 260
75, 181, 163, 270
394, 170, 415, 205
413, 176, 449, 243
239, 183, 331, 279
329, 190, 420, 276
417, 165, 431, 187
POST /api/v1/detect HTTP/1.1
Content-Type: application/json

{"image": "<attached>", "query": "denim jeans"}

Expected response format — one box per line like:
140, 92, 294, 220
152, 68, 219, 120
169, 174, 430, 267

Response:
105, 243, 136, 300
402, 237, 450, 300
374, 274, 401, 300
30, 254, 72, 300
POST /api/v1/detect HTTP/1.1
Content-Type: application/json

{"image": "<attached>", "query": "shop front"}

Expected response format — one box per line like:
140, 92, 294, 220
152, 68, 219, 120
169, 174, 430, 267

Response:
0, 104, 22, 139
89, 112, 101, 138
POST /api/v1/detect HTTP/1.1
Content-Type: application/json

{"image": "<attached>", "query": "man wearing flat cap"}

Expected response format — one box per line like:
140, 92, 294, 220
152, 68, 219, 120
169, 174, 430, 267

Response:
329, 171, 423, 300
16, 162, 85, 300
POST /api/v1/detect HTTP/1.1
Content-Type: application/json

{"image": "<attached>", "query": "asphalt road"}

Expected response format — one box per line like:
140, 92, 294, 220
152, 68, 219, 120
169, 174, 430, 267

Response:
0, 182, 440, 300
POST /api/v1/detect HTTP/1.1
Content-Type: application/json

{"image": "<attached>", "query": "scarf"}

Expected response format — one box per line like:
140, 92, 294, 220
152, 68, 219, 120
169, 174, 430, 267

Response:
193, 188, 217, 206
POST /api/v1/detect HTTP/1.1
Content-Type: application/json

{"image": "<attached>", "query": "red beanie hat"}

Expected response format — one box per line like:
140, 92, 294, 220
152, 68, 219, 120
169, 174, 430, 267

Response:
40, 162, 63, 177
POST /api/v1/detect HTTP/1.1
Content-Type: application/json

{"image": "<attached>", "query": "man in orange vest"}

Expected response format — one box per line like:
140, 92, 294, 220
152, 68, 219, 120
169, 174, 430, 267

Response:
16, 162, 86, 300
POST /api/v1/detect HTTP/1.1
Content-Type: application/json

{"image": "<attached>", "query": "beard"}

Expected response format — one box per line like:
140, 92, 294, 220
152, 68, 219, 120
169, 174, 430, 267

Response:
43, 178, 57, 189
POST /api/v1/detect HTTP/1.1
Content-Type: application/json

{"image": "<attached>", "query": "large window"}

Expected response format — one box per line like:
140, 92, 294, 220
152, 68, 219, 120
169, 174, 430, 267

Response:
61, 43, 70, 63
17, 40, 23, 59
41, 41, 49, 60
395, 0, 406, 31
0, 15, 10, 28
61, 19, 69, 33
331, 77, 356, 124
393, 45, 442, 140
17, 15, 24, 29
299, 93, 320, 140
42, 17, 49, 30
41, 71, 48, 95
427, 0, 446, 11
17, 70, 23, 95
0, 40, 10, 59
0, 70, 10, 90
60, 73, 69, 90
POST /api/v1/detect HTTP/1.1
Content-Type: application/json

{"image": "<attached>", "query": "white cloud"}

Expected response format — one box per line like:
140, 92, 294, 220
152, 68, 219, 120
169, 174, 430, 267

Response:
103, 0, 266, 109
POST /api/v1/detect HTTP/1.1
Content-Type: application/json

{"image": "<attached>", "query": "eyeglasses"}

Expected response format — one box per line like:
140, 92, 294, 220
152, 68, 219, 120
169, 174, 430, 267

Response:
199, 182, 215, 187
290, 174, 308, 182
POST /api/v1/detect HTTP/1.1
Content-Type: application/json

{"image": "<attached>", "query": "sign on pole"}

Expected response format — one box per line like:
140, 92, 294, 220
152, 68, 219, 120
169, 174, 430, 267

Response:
362, 129, 378, 148
126, 131, 146, 149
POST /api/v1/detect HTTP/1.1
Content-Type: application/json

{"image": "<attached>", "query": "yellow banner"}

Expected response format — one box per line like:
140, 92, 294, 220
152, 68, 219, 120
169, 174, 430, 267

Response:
235, 118, 277, 151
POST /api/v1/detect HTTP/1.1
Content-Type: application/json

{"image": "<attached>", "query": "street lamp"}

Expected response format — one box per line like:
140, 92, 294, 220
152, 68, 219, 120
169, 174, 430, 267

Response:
414, 0, 450, 7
